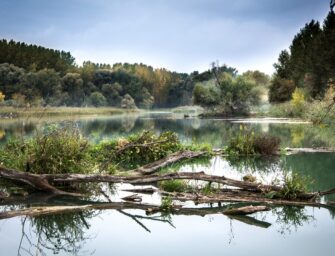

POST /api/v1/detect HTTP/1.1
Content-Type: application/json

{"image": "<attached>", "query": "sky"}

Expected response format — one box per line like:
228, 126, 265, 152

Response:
0, 0, 331, 74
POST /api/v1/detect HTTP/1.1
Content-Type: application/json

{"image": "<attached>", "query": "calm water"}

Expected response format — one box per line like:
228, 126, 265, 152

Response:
0, 112, 335, 255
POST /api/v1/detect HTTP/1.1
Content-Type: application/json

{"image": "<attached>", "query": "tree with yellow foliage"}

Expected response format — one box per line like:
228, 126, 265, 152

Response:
0, 91, 5, 102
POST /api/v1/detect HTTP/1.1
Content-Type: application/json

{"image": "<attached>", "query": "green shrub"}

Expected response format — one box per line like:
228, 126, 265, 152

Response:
93, 131, 182, 170
279, 173, 311, 200
159, 180, 188, 192
226, 127, 281, 156
0, 127, 93, 174
226, 126, 255, 155
160, 196, 173, 212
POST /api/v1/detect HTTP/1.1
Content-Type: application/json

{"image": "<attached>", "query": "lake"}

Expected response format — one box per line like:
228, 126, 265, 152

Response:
0, 111, 334, 255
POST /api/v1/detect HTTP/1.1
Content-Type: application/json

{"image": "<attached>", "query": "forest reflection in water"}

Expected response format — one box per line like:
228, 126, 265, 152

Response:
1, 113, 335, 149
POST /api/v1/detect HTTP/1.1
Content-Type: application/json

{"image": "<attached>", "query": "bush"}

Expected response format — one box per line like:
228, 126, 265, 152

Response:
226, 126, 255, 155
253, 134, 281, 155
0, 127, 93, 174
279, 173, 310, 200
226, 127, 281, 156
93, 131, 182, 170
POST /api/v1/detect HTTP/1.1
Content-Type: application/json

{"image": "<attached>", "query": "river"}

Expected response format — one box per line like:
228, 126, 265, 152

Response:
0, 111, 334, 255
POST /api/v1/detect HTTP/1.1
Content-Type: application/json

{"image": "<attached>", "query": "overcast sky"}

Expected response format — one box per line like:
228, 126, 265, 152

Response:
0, 0, 330, 74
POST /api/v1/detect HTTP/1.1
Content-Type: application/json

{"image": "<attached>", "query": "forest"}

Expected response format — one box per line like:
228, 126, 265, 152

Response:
0, 38, 269, 111
0, 10, 334, 118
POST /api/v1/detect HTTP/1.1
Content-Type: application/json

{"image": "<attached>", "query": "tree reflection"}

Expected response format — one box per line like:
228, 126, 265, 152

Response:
272, 206, 315, 235
18, 211, 96, 256
226, 156, 281, 175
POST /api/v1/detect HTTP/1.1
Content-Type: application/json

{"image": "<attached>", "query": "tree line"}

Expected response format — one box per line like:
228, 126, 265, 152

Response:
0, 39, 268, 111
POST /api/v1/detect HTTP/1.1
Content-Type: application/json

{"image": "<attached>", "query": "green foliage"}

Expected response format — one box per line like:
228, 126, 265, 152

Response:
160, 196, 173, 212
121, 94, 137, 109
269, 77, 295, 102
159, 180, 188, 192
0, 39, 75, 74
279, 173, 311, 200
271, 12, 335, 101
226, 126, 256, 155
89, 92, 107, 107
92, 131, 183, 170
202, 182, 218, 195
226, 127, 281, 156
194, 71, 260, 115
0, 126, 93, 174
193, 82, 219, 106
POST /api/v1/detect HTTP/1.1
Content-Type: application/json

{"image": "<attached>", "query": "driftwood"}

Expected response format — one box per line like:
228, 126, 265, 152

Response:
1, 165, 334, 203
0, 202, 235, 220
0, 166, 80, 197
133, 150, 205, 175
170, 191, 333, 208
121, 194, 142, 202
223, 205, 270, 215
122, 187, 157, 194
285, 147, 335, 154
44, 172, 283, 193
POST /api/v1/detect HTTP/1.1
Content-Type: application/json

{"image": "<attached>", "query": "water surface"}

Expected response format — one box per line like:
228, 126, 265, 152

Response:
0, 112, 334, 255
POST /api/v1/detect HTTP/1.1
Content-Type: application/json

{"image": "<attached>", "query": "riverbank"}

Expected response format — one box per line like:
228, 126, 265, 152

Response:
0, 106, 137, 119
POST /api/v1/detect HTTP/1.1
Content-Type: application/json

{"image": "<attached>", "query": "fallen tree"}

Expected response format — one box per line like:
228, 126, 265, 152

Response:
1, 164, 335, 209
132, 150, 205, 175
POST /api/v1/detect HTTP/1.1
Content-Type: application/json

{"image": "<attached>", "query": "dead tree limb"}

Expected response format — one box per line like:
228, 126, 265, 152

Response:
170, 192, 334, 209
223, 205, 270, 215
133, 151, 205, 175
0, 166, 81, 197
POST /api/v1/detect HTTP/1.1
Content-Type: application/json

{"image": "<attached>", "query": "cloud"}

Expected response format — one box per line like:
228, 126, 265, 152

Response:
0, 0, 330, 74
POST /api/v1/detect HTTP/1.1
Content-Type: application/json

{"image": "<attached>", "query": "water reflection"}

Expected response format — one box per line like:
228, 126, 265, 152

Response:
1, 113, 335, 148
1, 203, 333, 256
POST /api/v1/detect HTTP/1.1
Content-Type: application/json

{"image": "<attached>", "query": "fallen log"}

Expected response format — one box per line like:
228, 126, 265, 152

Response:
170, 192, 334, 208
133, 151, 205, 175
45, 171, 283, 193
0, 166, 81, 197
223, 205, 270, 215
0, 202, 236, 220
121, 194, 142, 202
122, 187, 157, 194
1, 166, 335, 206
285, 147, 335, 154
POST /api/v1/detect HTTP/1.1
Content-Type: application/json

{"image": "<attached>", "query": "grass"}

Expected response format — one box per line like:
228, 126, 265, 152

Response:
159, 180, 189, 192
0, 106, 135, 118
